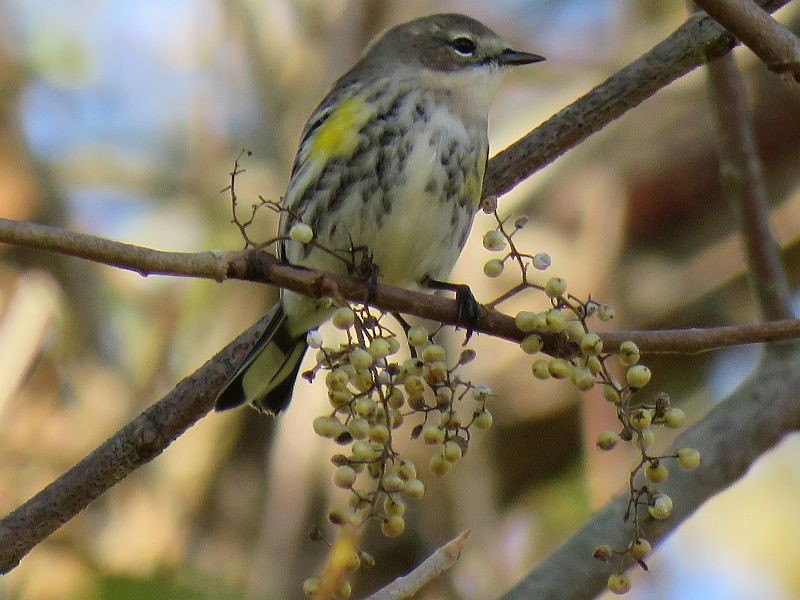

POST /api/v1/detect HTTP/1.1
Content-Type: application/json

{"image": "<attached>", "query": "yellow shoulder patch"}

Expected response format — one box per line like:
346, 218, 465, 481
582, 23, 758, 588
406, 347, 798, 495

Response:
311, 97, 370, 161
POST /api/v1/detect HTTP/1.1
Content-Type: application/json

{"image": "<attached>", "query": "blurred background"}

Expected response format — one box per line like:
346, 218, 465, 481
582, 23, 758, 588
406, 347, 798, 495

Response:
1, 1, 800, 599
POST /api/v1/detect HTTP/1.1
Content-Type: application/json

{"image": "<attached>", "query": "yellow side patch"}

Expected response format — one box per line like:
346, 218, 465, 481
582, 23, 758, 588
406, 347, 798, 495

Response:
311, 97, 370, 161
464, 154, 487, 209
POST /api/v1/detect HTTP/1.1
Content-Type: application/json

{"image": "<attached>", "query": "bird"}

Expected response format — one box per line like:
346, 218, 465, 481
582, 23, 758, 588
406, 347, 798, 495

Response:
215, 13, 544, 414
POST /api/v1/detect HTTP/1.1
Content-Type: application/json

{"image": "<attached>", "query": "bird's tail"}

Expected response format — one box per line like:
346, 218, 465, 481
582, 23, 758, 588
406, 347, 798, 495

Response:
215, 304, 308, 414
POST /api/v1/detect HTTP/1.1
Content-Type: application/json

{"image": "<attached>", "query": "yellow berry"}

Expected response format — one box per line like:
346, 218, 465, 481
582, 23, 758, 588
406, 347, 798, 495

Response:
515, 311, 538, 332
333, 465, 357, 488
565, 320, 586, 342
545, 309, 568, 333
369, 338, 391, 358
384, 496, 406, 517
531, 358, 550, 379
347, 418, 370, 440
571, 366, 595, 391
422, 344, 446, 363
303, 577, 321, 597
580, 332, 603, 355
422, 425, 445, 445
664, 408, 686, 429
545, 277, 567, 298
593, 544, 612, 562
443, 441, 463, 462
313, 416, 344, 438
601, 384, 621, 404
598, 304, 616, 321
383, 473, 405, 493
407, 327, 428, 347
596, 431, 620, 451
626, 365, 651, 388
332, 307, 356, 329
289, 222, 314, 244
398, 460, 417, 480
631, 538, 652, 560
483, 259, 504, 278
586, 355, 604, 375
349, 348, 373, 370
548, 357, 572, 379
474, 410, 493, 430
404, 374, 426, 398
645, 462, 669, 483
404, 478, 426, 498
630, 409, 653, 430
381, 515, 405, 537
369, 424, 390, 444
429, 454, 451, 476
520, 334, 544, 354
634, 429, 655, 451
677, 447, 701, 470
618, 341, 640, 366
387, 387, 405, 409
607, 572, 631, 595
354, 397, 375, 418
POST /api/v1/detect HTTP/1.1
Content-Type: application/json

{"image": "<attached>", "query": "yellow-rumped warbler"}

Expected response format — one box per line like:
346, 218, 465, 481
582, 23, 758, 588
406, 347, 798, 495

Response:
216, 13, 544, 413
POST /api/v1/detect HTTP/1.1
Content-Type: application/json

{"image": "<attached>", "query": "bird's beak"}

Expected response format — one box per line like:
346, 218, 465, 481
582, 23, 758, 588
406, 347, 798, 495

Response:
498, 48, 546, 66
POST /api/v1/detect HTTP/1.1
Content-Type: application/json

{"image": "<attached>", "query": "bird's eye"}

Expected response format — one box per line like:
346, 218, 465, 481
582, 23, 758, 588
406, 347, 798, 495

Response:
449, 37, 477, 56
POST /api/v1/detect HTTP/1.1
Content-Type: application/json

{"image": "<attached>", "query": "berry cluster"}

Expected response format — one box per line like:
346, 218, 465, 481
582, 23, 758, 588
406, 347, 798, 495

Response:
302, 305, 493, 598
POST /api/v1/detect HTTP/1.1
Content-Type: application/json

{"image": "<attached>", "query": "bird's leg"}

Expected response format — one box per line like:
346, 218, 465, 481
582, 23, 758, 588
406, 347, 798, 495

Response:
347, 241, 380, 303
422, 277, 481, 343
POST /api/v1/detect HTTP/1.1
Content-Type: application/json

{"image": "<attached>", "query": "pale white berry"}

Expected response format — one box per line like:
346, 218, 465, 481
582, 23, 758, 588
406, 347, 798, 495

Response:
306, 330, 323, 349
482, 230, 507, 252
533, 252, 551, 270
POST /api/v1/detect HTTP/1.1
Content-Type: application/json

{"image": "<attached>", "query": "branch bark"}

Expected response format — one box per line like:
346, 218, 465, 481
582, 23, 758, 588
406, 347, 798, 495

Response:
695, 0, 800, 82
706, 53, 793, 321
502, 341, 800, 600
484, 0, 794, 198
3, 217, 800, 354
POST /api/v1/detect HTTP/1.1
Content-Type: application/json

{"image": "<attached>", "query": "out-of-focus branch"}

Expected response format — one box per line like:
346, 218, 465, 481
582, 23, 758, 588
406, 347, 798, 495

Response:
0, 316, 268, 573
695, 0, 800, 82
3, 217, 800, 353
706, 53, 793, 321
484, 0, 794, 198
364, 531, 470, 600
502, 341, 800, 600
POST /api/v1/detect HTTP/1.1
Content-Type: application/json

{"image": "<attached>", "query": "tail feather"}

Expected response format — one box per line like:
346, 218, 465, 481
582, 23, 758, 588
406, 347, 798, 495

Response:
215, 305, 308, 414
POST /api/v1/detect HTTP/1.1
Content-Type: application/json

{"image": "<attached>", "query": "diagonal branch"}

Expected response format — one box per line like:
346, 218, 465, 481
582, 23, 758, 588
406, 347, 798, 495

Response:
706, 53, 793, 321
695, 0, 800, 82
484, 0, 794, 198
502, 341, 800, 600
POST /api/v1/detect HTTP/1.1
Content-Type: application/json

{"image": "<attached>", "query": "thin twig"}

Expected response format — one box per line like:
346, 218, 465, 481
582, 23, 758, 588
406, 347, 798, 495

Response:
695, 0, 800, 82
364, 531, 471, 600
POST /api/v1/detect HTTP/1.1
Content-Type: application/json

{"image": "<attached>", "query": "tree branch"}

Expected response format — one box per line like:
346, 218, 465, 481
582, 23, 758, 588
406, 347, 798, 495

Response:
707, 53, 793, 321
484, 0, 794, 198
3, 217, 800, 354
695, 0, 800, 82
364, 531, 471, 600
502, 341, 800, 600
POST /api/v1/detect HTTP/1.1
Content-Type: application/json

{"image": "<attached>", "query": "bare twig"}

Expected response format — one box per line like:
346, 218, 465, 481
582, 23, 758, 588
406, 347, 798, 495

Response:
502, 341, 800, 600
695, 0, 800, 82
706, 53, 793, 321
364, 531, 471, 600
484, 0, 794, 198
